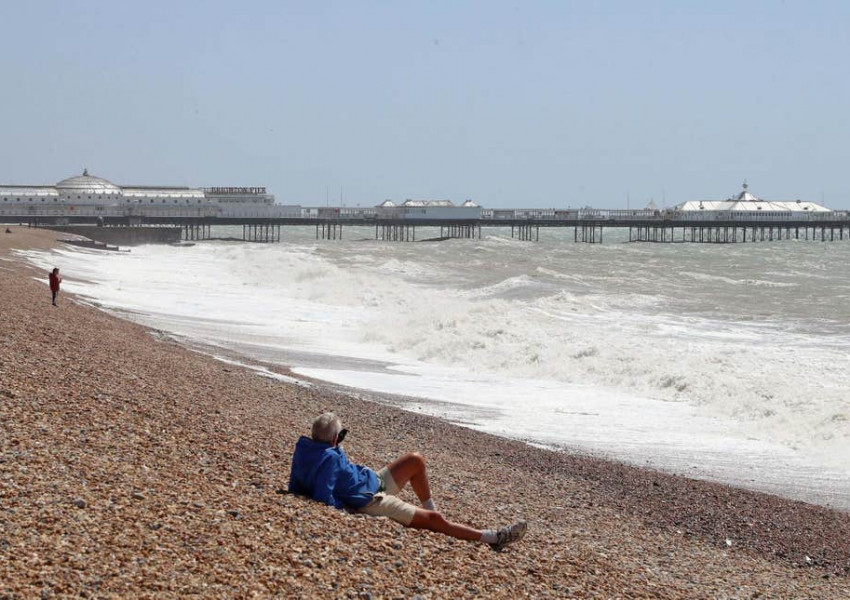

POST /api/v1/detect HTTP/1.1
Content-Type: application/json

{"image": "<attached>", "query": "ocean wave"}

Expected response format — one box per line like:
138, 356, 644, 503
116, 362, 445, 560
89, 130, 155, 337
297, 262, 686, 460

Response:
457, 274, 541, 298
26, 235, 850, 471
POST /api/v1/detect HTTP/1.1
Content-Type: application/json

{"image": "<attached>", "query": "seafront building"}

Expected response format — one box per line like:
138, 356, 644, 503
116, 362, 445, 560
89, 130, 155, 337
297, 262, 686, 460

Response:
0, 171, 487, 221
0, 170, 293, 219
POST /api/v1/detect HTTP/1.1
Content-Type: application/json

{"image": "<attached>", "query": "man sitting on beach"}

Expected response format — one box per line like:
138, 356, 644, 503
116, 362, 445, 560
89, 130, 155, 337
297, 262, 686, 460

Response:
288, 412, 527, 551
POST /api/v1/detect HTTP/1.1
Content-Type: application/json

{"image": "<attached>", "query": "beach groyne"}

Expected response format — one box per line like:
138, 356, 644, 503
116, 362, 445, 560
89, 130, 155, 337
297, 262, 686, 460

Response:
42, 225, 182, 246
1, 225, 849, 598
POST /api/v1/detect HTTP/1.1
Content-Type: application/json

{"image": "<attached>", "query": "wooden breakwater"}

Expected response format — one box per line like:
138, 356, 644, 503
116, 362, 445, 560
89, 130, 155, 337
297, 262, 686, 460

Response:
42, 226, 182, 246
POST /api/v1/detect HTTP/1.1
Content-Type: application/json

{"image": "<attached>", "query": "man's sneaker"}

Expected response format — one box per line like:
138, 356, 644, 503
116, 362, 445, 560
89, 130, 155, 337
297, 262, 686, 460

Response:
489, 520, 527, 552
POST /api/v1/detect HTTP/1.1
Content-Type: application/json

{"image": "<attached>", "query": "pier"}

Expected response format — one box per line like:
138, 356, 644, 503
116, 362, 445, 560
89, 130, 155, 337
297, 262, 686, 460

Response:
8, 208, 850, 245
6, 171, 847, 244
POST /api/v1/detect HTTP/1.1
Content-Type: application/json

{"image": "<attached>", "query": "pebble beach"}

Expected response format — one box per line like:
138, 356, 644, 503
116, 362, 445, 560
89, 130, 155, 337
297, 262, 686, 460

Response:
2, 226, 850, 599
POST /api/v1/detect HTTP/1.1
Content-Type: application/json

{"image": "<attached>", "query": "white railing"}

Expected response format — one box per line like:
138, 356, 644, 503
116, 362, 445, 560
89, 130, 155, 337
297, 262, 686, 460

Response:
478, 209, 846, 223
2, 203, 848, 223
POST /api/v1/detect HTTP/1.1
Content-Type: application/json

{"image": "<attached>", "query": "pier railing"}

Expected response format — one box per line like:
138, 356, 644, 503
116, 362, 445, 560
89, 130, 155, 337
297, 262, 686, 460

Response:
3, 203, 849, 223
4, 203, 850, 244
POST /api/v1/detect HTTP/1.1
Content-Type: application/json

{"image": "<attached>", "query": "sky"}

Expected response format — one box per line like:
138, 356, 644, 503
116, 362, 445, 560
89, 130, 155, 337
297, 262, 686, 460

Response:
1, 1, 849, 209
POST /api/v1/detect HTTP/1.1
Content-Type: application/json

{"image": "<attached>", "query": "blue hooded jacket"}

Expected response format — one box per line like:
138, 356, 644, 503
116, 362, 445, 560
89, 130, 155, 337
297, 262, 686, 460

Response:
288, 436, 380, 509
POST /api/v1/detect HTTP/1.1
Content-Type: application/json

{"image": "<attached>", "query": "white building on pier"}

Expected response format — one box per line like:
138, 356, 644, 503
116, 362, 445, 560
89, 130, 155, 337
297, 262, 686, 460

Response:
376, 198, 481, 220
673, 182, 831, 216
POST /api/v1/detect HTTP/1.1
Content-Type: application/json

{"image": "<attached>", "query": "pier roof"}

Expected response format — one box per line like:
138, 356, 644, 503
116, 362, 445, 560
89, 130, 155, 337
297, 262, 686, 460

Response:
674, 183, 831, 213
56, 169, 123, 195
403, 199, 454, 207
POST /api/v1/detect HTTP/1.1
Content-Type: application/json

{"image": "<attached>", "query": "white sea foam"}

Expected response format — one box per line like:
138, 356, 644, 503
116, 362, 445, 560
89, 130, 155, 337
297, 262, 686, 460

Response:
19, 229, 850, 508
681, 271, 799, 288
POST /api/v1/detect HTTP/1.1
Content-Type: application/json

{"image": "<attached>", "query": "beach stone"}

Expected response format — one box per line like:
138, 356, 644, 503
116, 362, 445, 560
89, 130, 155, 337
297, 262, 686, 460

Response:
71, 498, 87, 509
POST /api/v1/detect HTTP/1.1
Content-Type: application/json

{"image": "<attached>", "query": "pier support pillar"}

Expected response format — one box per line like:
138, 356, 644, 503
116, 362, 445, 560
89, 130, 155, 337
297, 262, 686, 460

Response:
378, 224, 416, 242
511, 224, 537, 241
244, 223, 280, 242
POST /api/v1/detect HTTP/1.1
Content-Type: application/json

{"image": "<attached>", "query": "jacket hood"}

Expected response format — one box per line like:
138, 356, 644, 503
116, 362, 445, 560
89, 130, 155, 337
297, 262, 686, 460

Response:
294, 435, 334, 458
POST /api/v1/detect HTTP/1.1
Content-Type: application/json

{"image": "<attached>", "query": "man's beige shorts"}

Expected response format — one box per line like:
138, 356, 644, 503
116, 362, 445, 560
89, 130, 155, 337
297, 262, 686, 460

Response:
357, 466, 417, 526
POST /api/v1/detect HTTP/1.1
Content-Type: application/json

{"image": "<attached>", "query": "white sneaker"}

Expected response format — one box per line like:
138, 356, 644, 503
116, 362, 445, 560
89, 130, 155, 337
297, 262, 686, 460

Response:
489, 520, 527, 552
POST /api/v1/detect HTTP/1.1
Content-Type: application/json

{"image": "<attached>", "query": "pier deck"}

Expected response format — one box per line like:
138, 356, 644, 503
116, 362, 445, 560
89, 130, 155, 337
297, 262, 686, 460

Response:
7, 212, 850, 244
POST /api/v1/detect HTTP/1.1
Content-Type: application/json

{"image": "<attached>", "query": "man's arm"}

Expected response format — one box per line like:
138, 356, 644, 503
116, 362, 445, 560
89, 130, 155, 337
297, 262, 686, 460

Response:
287, 460, 304, 495
312, 454, 343, 509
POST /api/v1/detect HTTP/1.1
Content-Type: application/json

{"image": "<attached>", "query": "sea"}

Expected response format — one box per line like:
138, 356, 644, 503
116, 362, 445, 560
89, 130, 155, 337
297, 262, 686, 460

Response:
20, 226, 850, 509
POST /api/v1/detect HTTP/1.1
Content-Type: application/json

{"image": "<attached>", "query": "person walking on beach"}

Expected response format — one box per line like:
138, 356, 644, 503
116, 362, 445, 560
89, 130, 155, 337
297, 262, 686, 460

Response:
49, 267, 62, 306
288, 412, 527, 551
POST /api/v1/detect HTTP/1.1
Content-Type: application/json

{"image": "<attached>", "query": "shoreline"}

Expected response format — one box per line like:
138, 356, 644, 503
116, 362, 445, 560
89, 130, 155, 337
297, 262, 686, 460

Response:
54, 292, 850, 513
2, 226, 850, 598
34, 249, 850, 514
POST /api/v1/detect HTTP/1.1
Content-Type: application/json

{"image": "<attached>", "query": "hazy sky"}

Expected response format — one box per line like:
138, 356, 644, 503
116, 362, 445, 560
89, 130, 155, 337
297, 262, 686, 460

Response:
1, 1, 848, 208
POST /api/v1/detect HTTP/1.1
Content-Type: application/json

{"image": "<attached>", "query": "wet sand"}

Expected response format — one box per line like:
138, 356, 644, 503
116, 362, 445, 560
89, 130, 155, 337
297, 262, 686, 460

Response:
1, 226, 849, 598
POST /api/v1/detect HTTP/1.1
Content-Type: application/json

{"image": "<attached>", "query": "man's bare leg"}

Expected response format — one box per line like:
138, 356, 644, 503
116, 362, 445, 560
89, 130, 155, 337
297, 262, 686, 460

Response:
387, 452, 433, 506
408, 509, 528, 550
409, 508, 483, 541
387, 453, 528, 550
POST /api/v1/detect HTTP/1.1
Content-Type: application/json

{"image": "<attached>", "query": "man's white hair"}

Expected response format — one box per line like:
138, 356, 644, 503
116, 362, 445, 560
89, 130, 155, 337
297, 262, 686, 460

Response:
311, 412, 342, 443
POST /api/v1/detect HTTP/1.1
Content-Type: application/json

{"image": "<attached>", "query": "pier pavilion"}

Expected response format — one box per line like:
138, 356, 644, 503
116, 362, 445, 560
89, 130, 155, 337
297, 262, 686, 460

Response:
672, 182, 831, 217
0, 170, 288, 219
